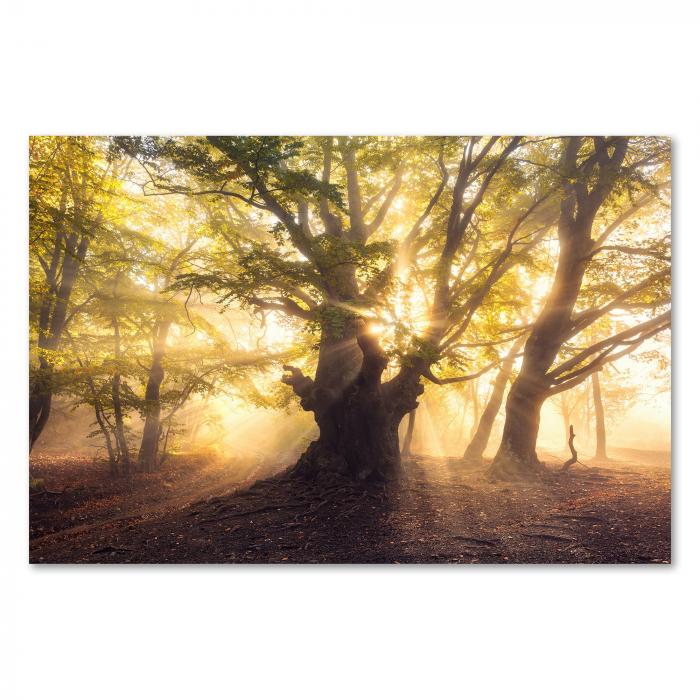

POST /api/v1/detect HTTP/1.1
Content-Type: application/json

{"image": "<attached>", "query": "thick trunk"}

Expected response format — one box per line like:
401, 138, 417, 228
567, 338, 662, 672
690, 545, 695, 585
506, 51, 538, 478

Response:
464, 337, 524, 462
504, 187, 605, 477
401, 409, 416, 457
138, 320, 171, 471
489, 373, 546, 479
490, 302, 576, 480
293, 381, 403, 481
291, 389, 405, 480
286, 319, 422, 481
490, 138, 629, 480
592, 371, 608, 460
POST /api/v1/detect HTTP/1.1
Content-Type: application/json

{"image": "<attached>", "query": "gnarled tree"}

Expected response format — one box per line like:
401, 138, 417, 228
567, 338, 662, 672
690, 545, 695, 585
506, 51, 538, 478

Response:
120, 136, 558, 480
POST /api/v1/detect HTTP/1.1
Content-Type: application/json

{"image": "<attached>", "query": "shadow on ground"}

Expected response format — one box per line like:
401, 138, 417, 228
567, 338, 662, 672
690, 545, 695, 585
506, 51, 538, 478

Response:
29, 453, 671, 564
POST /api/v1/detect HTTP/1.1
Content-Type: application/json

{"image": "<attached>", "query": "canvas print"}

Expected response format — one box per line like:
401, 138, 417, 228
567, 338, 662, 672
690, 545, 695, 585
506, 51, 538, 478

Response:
29, 136, 671, 563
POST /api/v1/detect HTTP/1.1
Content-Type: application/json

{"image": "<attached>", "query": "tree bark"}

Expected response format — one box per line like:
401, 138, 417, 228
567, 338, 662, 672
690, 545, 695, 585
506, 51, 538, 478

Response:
85, 371, 117, 468
490, 137, 628, 480
490, 379, 547, 479
111, 317, 131, 469
29, 357, 53, 451
401, 409, 416, 457
463, 336, 524, 462
29, 248, 86, 450
138, 319, 172, 471
285, 318, 422, 481
561, 403, 571, 452
591, 371, 608, 460
469, 380, 480, 440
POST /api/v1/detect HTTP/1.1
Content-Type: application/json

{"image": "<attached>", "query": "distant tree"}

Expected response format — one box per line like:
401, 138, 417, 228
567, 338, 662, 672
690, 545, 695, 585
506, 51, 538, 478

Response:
551, 383, 588, 453
463, 335, 526, 462
136, 233, 198, 471
591, 370, 607, 460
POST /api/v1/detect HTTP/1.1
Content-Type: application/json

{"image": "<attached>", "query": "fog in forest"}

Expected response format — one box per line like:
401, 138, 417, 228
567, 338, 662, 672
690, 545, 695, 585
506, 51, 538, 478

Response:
29, 135, 671, 566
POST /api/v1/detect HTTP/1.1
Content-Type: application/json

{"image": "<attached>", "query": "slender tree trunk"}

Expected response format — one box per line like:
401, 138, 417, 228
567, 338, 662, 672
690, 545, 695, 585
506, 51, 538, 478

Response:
29, 356, 53, 451
585, 383, 592, 443
96, 404, 118, 470
469, 380, 480, 440
591, 371, 608, 460
111, 370, 130, 467
562, 424, 577, 471
29, 226, 91, 450
86, 374, 117, 469
562, 404, 571, 452
138, 320, 172, 471
464, 336, 524, 462
401, 409, 416, 457
111, 318, 131, 469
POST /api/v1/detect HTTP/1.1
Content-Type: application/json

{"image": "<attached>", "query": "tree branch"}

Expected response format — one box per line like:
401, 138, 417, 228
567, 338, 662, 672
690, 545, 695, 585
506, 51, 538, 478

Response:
421, 358, 501, 385
367, 165, 404, 236
547, 311, 671, 389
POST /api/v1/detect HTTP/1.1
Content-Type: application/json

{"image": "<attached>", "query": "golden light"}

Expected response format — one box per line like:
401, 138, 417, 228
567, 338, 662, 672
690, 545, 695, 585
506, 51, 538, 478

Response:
366, 321, 387, 336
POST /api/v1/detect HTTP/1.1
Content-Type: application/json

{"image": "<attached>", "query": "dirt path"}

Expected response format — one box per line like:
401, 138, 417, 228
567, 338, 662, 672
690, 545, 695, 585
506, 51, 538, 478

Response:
29, 454, 671, 564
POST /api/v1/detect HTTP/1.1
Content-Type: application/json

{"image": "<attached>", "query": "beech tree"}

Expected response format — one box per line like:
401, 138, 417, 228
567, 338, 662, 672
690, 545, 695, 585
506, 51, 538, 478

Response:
29, 137, 121, 449
136, 234, 198, 471
490, 136, 671, 479
32, 136, 669, 486
118, 136, 562, 480
463, 335, 525, 462
591, 370, 607, 460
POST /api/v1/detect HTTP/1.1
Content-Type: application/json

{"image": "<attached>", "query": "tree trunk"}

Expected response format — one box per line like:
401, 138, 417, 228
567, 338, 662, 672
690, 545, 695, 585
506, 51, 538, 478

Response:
489, 375, 547, 479
112, 370, 130, 468
138, 320, 171, 471
562, 404, 571, 452
490, 137, 628, 480
29, 357, 53, 451
285, 319, 422, 481
96, 404, 118, 470
469, 380, 480, 440
591, 371, 608, 460
463, 337, 524, 462
29, 228, 90, 450
111, 318, 131, 469
85, 372, 117, 469
401, 409, 416, 457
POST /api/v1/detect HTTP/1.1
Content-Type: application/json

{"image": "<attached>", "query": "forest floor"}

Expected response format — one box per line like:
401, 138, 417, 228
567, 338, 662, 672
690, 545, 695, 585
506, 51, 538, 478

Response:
29, 449, 671, 564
